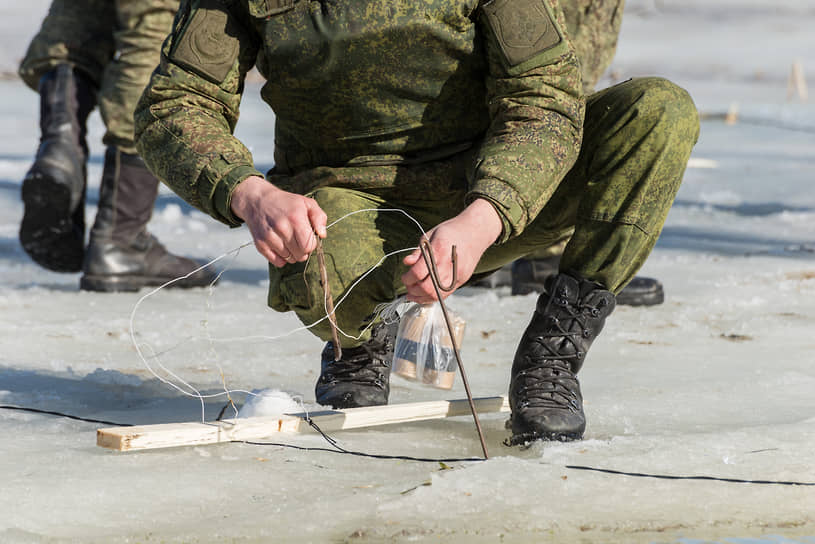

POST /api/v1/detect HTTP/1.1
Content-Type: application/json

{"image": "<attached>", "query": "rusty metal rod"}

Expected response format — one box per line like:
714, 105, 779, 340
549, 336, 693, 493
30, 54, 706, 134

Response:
419, 239, 489, 460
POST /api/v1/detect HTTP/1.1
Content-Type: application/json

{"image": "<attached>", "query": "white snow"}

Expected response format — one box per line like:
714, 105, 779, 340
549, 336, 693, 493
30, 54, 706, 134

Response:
237, 389, 303, 418
1, 1, 815, 543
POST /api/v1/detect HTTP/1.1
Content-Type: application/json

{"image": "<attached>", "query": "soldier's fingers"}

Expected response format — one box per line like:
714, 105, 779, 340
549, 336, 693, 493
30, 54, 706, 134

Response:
251, 226, 294, 266
294, 235, 318, 262
254, 239, 289, 268
281, 249, 297, 264
306, 200, 328, 239
405, 276, 443, 303
401, 257, 430, 289
403, 248, 422, 267
269, 253, 289, 268
290, 222, 317, 260
285, 200, 325, 259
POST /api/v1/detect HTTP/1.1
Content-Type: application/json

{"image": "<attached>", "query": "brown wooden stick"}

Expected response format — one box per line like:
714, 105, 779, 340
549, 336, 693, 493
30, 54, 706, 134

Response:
315, 238, 342, 361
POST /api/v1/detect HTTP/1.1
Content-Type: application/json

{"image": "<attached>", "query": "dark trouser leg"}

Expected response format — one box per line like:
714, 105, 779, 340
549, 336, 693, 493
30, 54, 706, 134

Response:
19, 64, 97, 272
80, 147, 217, 292
78, 2, 213, 292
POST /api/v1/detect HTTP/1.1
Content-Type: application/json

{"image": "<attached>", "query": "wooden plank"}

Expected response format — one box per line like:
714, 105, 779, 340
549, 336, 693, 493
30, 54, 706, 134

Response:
97, 395, 510, 452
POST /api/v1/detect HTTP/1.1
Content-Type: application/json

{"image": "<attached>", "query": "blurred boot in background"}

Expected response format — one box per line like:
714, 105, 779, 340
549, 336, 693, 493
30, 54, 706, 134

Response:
18, 0, 216, 291
511, 253, 665, 306
80, 147, 218, 292
19, 64, 96, 272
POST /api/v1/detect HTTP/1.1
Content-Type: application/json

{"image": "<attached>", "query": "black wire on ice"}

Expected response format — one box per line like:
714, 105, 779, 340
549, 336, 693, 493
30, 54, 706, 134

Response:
0, 404, 133, 427
241, 416, 485, 464
565, 465, 815, 487
4, 404, 815, 485
0, 403, 480, 463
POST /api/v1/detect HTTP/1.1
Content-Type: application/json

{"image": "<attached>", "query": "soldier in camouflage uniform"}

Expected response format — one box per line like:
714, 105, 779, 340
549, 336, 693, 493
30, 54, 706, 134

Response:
18, 0, 216, 291
135, 0, 699, 443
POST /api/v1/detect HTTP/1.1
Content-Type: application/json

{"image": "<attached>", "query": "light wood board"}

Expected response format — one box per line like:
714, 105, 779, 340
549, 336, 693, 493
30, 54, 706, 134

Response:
97, 395, 509, 452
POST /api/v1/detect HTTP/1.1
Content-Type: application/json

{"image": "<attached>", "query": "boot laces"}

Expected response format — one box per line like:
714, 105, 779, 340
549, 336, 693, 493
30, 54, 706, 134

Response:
321, 341, 390, 388
515, 295, 597, 412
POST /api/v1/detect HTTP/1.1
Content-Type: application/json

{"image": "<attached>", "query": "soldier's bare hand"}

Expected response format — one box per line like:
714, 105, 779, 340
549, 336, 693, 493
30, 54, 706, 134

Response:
230, 176, 327, 267
401, 199, 502, 303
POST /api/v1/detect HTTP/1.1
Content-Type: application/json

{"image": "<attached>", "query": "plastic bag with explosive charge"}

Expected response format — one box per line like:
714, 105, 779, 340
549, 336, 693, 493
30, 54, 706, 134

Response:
392, 303, 466, 389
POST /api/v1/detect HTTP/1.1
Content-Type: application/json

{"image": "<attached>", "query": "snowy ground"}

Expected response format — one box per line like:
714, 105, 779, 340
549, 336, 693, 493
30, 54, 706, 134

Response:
1, 1, 814, 543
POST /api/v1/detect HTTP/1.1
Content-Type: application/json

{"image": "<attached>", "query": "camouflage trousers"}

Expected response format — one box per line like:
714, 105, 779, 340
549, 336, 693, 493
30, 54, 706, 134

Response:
269, 77, 700, 346
19, 0, 177, 154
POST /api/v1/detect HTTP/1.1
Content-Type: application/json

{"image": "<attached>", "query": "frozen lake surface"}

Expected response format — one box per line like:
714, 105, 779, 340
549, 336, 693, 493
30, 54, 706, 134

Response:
1, 1, 814, 542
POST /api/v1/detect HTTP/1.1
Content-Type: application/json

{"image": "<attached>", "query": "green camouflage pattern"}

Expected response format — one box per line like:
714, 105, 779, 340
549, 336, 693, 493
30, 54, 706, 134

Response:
523, 0, 625, 260
561, 0, 625, 93
136, 0, 584, 237
134, 1, 698, 345
18, 0, 116, 89
20, 0, 177, 154
558, 77, 700, 290
269, 77, 697, 344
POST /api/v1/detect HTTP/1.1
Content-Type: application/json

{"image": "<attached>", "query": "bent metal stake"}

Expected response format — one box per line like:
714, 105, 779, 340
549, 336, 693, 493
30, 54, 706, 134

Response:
419, 240, 489, 459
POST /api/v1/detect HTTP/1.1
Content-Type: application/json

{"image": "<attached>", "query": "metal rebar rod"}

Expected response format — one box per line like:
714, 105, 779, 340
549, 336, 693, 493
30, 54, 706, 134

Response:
419, 240, 489, 460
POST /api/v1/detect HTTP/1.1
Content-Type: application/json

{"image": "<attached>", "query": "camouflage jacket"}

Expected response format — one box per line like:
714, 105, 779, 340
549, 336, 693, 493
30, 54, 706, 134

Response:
135, 0, 584, 242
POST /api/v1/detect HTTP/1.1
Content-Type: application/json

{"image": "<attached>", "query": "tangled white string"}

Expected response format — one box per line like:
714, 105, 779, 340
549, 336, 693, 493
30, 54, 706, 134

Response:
129, 208, 428, 422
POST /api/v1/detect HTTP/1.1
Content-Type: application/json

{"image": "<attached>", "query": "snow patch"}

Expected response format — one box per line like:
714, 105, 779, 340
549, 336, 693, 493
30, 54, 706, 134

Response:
237, 389, 301, 418
156, 203, 183, 223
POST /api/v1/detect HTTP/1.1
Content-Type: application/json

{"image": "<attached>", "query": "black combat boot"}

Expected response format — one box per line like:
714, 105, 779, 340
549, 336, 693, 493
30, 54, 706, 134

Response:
79, 146, 218, 292
511, 256, 664, 307
20, 64, 96, 272
315, 321, 396, 409
508, 273, 615, 444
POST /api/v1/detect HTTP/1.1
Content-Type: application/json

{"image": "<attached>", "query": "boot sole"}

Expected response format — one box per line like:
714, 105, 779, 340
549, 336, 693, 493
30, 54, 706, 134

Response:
504, 417, 584, 445
505, 429, 584, 446
79, 274, 217, 293
20, 169, 84, 272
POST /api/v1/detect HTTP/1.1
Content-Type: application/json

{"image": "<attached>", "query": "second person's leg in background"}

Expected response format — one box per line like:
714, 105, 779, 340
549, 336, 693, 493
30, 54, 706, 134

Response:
81, 0, 217, 291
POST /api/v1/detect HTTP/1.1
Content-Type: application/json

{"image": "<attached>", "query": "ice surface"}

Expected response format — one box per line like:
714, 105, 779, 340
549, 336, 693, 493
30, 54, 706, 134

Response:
1, 1, 814, 543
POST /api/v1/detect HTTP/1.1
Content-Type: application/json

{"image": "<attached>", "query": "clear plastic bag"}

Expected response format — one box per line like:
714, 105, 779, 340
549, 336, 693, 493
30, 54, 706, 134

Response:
392, 303, 466, 390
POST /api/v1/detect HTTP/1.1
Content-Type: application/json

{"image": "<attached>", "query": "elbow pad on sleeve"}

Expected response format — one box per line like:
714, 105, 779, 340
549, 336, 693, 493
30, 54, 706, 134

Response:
481, 0, 572, 75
